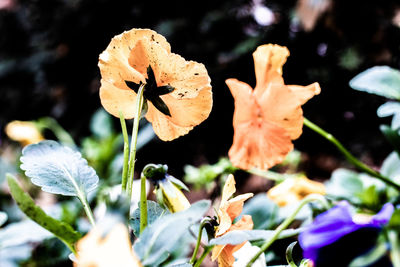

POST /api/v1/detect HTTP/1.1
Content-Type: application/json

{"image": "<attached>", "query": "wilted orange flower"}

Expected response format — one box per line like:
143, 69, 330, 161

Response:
98, 28, 212, 141
5, 120, 44, 146
267, 176, 326, 206
212, 174, 254, 267
227, 44, 320, 170
74, 224, 142, 267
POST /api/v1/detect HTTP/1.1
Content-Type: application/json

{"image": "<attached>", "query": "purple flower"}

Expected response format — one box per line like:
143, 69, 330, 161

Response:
299, 202, 394, 266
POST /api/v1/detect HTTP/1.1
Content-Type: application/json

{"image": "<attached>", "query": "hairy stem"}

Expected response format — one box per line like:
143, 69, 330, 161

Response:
119, 111, 130, 191
127, 83, 145, 199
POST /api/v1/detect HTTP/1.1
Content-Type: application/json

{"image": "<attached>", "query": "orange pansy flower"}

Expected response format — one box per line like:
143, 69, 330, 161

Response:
98, 28, 212, 141
212, 174, 254, 267
74, 224, 142, 267
227, 44, 320, 170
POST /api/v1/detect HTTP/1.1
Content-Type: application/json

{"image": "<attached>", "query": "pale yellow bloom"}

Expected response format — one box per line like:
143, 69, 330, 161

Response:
158, 180, 191, 213
5, 120, 44, 146
74, 224, 142, 267
267, 176, 325, 206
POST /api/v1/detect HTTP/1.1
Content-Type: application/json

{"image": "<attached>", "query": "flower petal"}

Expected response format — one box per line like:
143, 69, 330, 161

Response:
253, 44, 289, 96
226, 78, 259, 127
212, 216, 254, 266
140, 39, 210, 100
99, 79, 137, 119
226, 193, 254, 221
299, 202, 361, 262
75, 224, 142, 267
259, 82, 319, 140
229, 119, 293, 170
159, 85, 213, 127
99, 29, 169, 87
144, 102, 194, 141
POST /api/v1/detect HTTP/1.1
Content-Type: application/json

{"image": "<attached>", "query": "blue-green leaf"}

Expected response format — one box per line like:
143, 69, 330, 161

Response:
377, 102, 400, 130
134, 200, 210, 266
130, 200, 170, 237
20, 140, 98, 196
209, 228, 302, 246
349, 66, 400, 100
240, 194, 278, 230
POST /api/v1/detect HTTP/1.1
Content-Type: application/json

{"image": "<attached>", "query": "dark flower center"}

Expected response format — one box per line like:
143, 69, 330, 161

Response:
125, 66, 175, 116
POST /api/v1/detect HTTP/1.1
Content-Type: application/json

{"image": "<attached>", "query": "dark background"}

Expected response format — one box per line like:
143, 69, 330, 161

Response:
1, 0, 400, 180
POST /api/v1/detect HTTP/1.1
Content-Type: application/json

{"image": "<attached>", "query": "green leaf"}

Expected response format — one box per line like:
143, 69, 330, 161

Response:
134, 200, 210, 266
380, 125, 400, 155
7, 174, 81, 252
130, 200, 170, 237
209, 228, 302, 246
20, 140, 99, 196
240, 194, 278, 229
388, 208, 400, 228
349, 66, 400, 100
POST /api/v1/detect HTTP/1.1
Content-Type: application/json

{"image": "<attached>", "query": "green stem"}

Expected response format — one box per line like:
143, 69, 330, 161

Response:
126, 83, 145, 199
77, 194, 96, 227
190, 219, 210, 264
193, 246, 214, 267
303, 118, 400, 191
139, 175, 148, 234
388, 230, 400, 267
119, 111, 130, 191
246, 194, 329, 267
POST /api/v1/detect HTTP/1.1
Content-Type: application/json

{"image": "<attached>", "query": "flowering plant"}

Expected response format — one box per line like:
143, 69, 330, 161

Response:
1, 25, 400, 267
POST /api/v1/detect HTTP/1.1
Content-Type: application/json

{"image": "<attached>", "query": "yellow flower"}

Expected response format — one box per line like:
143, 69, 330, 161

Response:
157, 177, 191, 213
98, 28, 212, 141
212, 174, 254, 267
267, 176, 326, 207
74, 224, 142, 267
5, 120, 44, 146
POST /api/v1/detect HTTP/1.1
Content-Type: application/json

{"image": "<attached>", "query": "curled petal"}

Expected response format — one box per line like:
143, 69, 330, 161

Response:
259, 82, 320, 140
226, 79, 259, 127
226, 193, 254, 221
216, 176, 253, 236
99, 79, 137, 119
99, 29, 170, 87
253, 44, 289, 96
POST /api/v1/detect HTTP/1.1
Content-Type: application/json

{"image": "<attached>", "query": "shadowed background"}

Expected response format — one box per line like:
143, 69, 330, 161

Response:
1, 0, 400, 180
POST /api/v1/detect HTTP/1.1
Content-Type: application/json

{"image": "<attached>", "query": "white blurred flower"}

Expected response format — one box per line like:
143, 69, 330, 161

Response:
233, 241, 266, 267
